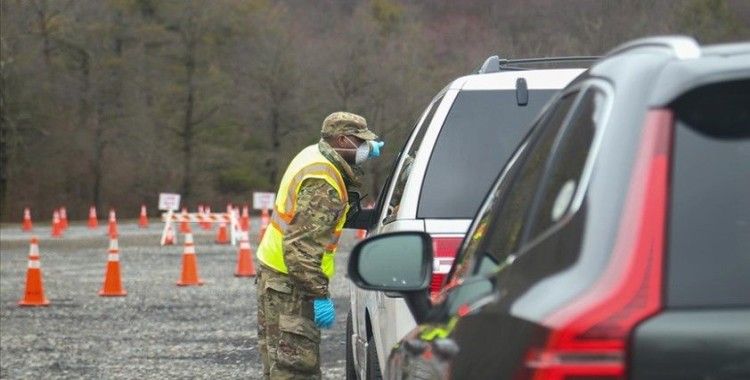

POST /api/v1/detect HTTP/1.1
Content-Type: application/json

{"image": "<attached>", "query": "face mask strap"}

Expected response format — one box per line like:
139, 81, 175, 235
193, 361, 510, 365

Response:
344, 136, 361, 150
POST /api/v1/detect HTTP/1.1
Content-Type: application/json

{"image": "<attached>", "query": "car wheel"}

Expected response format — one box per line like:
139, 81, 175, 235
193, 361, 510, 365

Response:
367, 336, 383, 380
346, 310, 358, 380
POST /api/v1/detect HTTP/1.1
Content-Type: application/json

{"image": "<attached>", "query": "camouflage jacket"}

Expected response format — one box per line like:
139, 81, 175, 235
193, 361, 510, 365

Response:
281, 140, 361, 298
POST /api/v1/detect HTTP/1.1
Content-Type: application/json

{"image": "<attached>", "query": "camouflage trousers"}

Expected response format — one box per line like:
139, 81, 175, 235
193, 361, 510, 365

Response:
257, 265, 321, 380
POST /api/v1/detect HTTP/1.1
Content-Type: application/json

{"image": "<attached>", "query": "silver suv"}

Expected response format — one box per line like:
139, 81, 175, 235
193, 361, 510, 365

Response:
345, 56, 589, 380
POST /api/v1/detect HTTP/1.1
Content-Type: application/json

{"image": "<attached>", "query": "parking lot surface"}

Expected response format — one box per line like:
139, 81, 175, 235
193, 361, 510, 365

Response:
1, 220, 354, 379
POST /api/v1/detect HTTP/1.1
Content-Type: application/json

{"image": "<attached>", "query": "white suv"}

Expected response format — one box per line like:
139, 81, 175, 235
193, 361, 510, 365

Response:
345, 56, 589, 380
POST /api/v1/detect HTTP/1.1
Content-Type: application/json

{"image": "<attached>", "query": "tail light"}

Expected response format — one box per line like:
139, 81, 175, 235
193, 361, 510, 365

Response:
430, 236, 463, 294
525, 109, 674, 380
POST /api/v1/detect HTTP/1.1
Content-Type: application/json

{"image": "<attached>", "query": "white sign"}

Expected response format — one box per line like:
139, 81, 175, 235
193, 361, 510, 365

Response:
158, 193, 181, 211
253, 192, 276, 210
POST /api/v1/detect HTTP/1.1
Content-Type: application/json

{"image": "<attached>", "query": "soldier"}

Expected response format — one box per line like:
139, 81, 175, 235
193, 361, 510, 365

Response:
256, 112, 383, 379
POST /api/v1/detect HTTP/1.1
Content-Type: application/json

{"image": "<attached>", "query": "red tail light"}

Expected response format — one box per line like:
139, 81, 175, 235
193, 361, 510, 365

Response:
525, 109, 674, 380
430, 236, 463, 294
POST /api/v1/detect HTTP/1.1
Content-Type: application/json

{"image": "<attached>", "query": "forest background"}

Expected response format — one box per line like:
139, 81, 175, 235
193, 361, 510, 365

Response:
1, 0, 748, 221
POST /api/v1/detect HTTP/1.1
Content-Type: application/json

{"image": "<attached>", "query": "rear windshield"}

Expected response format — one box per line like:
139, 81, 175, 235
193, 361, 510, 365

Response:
418, 89, 556, 218
667, 79, 750, 308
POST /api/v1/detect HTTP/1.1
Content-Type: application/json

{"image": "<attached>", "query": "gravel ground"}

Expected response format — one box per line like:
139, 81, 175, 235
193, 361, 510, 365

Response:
0, 220, 357, 379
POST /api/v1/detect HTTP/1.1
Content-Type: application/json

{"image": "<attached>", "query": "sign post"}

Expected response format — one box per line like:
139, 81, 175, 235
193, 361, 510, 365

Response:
159, 193, 181, 246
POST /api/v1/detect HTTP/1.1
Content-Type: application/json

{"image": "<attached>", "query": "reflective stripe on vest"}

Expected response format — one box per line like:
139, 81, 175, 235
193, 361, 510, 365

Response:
257, 145, 350, 279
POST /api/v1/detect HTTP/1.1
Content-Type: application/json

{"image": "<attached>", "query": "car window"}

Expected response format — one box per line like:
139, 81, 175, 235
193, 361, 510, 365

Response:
667, 79, 750, 307
479, 91, 579, 262
384, 95, 443, 224
446, 140, 530, 285
523, 88, 605, 241
447, 90, 580, 285
417, 89, 557, 219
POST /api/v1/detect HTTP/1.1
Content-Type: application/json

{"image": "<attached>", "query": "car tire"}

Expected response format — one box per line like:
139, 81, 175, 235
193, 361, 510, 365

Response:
346, 310, 358, 380
367, 336, 383, 380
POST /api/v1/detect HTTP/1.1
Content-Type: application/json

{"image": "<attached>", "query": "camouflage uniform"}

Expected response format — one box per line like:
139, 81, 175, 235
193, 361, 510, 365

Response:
257, 112, 376, 379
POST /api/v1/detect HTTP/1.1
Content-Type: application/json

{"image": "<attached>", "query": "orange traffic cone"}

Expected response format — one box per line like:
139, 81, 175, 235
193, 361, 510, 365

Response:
18, 237, 49, 306
198, 205, 208, 230
179, 208, 190, 233
164, 223, 176, 245
59, 207, 69, 230
99, 236, 127, 297
139, 204, 149, 228
108, 209, 118, 238
215, 221, 229, 244
235, 231, 256, 277
204, 206, 214, 230
51, 211, 63, 237
88, 206, 98, 229
240, 205, 250, 232
177, 232, 203, 286
22, 207, 33, 231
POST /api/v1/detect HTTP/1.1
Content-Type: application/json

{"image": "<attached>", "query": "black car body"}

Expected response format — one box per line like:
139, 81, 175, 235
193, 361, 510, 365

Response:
348, 36, 750, 380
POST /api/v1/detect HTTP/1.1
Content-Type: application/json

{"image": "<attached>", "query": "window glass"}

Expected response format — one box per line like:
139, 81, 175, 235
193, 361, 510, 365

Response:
667, 79, 750, 307
524, 89, 604, 240
479, 91, 579, 263
448, 91, 579, 284
385, 95, 443, 223
417, 89, 557, 219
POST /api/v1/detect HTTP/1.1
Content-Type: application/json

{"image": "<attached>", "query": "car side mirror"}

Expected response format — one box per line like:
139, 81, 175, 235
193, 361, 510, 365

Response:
348, 231, 436, 323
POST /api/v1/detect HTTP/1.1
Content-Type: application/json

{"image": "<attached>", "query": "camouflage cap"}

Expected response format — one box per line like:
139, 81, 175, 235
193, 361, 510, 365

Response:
321, 112, 378, 141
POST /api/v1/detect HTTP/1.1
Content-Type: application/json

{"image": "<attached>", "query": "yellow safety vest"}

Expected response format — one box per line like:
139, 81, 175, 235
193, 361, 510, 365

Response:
257, 144, 350, 278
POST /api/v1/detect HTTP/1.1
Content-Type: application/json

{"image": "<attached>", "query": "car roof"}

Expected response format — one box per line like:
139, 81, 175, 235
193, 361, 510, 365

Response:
649, 42, 750, 106
587, 36, 749, 107
448, 69, 586, 91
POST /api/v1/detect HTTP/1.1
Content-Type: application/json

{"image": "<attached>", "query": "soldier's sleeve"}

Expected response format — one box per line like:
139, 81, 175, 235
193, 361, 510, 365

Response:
283, 178, 346, 298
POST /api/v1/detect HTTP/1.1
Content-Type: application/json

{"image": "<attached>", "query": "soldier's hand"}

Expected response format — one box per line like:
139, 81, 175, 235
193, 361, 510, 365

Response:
313, 298, 335, 328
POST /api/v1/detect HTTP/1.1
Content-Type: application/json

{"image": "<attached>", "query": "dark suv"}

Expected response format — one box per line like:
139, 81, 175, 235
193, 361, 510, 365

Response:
347, 36, 750, 379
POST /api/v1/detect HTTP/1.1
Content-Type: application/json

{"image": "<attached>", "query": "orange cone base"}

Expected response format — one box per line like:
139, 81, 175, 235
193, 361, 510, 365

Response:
19, 299, 50, 307
177, 281, 204, 286
18, 270, 50, 307
99, 289, 127, 297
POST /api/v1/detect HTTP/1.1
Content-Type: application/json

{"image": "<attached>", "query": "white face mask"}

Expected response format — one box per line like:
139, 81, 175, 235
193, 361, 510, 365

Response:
338, 136, 371, 165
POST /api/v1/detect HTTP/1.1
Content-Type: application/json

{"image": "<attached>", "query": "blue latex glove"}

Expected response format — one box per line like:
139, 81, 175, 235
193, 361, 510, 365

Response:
313, 298, 336, 328
368, 140, 385, 158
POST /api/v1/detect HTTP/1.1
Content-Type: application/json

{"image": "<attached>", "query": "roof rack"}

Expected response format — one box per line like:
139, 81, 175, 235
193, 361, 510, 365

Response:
476, 55, 601, 74
605, 35, 701, 60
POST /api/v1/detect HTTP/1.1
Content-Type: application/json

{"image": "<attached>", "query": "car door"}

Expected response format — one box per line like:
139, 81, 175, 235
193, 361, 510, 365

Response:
441, 86, 588, 378
449, 83, 614, 378
350, 91, 446, 375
